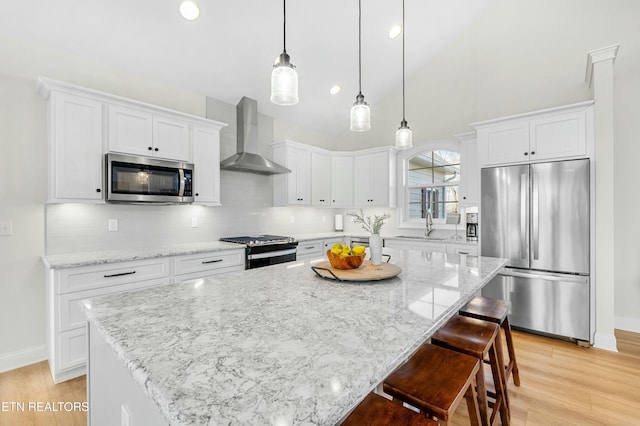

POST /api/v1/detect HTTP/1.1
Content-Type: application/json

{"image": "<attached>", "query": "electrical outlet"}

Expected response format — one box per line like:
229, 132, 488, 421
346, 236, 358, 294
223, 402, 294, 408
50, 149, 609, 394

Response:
108, 219, 118, 232
191, 217, 198, 228
289, 216, 295, 224
0, 220, 13, 236
322, 215, 326, 223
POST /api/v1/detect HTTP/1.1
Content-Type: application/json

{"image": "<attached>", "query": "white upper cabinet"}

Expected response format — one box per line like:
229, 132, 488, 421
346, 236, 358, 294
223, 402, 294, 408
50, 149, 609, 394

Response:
153, 114, 190, 161
354, 149, 395, 207
108, 105, 190, 161
330, 155, 354, 207
273, 141, 395, 208
46, 91, 104, 203
311, 151, 331, 206
273, 141, 312, 206
192, 124, 223, 206
38, 77, 227, 204
458, 132, 480, 205
475, 101, 593, 167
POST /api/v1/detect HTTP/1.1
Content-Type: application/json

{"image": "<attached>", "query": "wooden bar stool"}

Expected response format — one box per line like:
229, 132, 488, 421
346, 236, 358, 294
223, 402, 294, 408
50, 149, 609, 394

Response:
459, 296, 521, 386
341, 392, 438, 426
382, 344, 483, 426
431, 315, 510, 426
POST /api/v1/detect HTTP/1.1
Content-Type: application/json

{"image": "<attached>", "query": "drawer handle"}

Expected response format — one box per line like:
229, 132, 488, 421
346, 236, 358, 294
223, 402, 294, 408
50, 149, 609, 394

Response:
304, 246, 315, 250
202, 259, 223, 264
103, 271, 136, 278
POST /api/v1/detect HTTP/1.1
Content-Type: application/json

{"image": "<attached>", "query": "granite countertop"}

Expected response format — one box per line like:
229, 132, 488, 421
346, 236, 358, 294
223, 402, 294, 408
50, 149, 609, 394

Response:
385, 235, 479, 246
81, 249, 507, 426
42, 241, 245, 269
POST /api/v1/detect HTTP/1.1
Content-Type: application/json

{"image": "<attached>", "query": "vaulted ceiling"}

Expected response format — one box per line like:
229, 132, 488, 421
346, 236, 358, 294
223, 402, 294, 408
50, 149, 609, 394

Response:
1, 0, 495, 136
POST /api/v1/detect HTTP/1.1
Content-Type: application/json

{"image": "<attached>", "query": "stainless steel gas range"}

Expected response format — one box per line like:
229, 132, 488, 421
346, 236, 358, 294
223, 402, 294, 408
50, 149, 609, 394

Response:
219, 235, 298, 269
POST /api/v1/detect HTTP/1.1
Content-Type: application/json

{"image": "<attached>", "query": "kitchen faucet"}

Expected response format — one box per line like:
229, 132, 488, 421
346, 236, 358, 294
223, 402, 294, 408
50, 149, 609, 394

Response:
425, 211, 433, 237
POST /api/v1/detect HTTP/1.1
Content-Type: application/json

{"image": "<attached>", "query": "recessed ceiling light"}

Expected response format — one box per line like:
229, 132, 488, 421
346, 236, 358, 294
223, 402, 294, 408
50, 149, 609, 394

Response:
389, 24, 402, 39
330, 85, 342, 95
180, 1, 200, 21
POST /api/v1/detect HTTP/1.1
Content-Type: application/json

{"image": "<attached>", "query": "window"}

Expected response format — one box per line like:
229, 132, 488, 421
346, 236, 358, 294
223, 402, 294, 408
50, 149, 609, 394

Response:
407, 150, 460, 220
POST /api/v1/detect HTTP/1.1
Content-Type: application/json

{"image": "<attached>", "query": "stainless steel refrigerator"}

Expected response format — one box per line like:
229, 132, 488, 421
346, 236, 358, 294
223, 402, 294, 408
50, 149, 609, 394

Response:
481, 159, 590, 342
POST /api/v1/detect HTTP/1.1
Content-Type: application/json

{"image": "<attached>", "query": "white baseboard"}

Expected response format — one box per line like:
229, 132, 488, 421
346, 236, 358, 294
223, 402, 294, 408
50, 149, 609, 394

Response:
615, 316, 640, 333
593, 331, 618, 352
0, 345, 47, 373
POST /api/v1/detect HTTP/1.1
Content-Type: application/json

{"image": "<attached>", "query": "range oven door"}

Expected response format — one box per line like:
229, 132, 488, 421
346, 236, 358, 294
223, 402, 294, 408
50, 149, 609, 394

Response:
246, 244, 297, 269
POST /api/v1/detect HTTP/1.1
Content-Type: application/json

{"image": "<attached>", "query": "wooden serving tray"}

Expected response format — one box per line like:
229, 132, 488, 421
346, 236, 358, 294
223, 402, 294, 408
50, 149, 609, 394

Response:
311, 259, 402, 282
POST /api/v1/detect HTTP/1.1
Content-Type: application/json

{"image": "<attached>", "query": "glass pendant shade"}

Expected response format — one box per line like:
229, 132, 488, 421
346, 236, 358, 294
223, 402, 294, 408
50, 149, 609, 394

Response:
271, 53, 298, 106
350, 94, 371, 131
395, 120, 413, 149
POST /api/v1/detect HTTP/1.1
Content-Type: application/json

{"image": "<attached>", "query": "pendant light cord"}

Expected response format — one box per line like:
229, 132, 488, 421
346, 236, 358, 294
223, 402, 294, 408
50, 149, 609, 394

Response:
358, 0, 362, 96
402, 0, 406, 121
283, 0, 287, 54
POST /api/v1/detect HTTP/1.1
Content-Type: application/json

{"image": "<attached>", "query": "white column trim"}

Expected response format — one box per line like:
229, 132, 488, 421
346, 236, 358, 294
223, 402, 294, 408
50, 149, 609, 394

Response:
585, 44, 620, 88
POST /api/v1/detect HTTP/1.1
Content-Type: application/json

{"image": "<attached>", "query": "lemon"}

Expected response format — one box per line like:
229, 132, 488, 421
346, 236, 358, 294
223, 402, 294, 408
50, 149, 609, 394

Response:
352, 246, 366, 255
332, 243, 342, 250
330, 247, 342, 255
339, 252, 349, 257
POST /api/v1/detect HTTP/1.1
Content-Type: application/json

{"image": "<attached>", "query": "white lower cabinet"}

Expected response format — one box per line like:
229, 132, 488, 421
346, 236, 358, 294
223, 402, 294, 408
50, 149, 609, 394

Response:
296, 239, 324, 260
47, 249, 244, 383
446, 244, 479, 256
173, 250, 244, 283
383, 239, 446, 252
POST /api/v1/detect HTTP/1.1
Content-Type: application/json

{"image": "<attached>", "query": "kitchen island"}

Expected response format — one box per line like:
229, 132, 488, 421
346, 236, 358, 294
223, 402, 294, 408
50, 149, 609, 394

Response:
81, 249, 507, 426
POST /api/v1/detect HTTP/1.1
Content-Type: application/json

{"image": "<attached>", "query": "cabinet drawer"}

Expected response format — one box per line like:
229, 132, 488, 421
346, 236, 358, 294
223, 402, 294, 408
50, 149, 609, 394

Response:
56, 258, 171, 294
174, 250, 244, 276
296, 240, 323, 259
384, 239, 446, 252
58, 277, 170, 332
446, 245, 478, 256
58, 328, 87, 371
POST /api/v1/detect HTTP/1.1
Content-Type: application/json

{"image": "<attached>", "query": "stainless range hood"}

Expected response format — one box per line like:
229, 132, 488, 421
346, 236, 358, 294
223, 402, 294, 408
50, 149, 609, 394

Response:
220, 97, 290, 175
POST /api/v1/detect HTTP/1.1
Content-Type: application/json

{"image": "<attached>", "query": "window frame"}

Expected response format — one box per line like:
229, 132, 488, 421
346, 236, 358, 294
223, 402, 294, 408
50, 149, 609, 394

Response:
396, 140, 461, 229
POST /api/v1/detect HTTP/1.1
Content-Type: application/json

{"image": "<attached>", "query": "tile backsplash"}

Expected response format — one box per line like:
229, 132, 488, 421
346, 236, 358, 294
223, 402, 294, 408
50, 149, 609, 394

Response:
45, 171, 341, 254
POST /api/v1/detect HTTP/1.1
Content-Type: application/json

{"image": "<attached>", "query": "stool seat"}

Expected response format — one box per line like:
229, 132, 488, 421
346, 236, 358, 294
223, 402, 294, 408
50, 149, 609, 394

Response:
383, 344, 482, 426
460, 296, 521, 386
431, 315, 510, 426
341, 393, 438, 426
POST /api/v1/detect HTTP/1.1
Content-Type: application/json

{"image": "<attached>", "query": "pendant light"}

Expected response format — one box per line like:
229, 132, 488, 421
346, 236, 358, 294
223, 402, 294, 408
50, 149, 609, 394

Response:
350, 0, 371, 131
271, 0, 298, 106
395, 0, 412, 149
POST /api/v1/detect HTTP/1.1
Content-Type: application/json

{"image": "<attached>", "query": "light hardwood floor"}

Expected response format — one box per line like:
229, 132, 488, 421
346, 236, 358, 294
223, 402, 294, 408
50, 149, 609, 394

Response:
1, 330, 639, 426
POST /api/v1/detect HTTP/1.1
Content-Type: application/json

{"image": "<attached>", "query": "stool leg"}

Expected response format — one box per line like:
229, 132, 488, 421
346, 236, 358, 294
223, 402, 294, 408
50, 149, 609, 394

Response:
464, 377, 482, 426
502, 317, 521, 386
474, 365, 490, 426
489, 339, 510, 426
493, 330, 510, 414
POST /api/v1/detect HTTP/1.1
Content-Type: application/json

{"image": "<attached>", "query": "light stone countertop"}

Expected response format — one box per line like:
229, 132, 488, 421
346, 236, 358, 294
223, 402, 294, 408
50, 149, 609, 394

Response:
81, 249, 507, 426
41, 241, 246, 269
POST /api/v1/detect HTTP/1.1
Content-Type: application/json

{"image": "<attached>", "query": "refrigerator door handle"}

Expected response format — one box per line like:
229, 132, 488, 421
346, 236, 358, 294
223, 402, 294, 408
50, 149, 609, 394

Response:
501, 268, 588, 283
532, 171, 539, 260
520, 173, 527, 259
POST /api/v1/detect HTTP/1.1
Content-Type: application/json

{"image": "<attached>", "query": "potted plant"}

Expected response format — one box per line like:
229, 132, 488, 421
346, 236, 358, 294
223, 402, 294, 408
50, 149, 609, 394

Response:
348, 210, 391, 265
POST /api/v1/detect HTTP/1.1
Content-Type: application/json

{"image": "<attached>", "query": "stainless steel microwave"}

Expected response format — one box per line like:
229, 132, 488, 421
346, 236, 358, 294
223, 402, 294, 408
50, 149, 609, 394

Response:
106, 153, 194, 204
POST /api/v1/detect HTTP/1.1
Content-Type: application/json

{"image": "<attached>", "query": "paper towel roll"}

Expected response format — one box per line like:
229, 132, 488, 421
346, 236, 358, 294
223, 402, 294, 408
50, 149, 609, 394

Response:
334, 214, 344, 231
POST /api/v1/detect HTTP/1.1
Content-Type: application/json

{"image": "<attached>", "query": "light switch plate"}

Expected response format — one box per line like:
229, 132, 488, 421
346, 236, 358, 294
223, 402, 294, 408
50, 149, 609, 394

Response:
191, 217, 198, 228
0, 220, 13, 236
108, 219, 118, 232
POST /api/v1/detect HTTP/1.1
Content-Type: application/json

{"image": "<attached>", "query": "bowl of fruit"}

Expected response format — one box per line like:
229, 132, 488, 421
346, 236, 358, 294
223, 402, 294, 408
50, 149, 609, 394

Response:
327, 244, 367, 270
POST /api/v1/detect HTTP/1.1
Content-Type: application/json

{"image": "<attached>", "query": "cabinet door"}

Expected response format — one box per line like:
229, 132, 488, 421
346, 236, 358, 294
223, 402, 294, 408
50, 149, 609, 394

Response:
287, 147, 311, 205
297, 239, 324, 259
192, 125, 221, 205
459, 138, 479, 204
354, 152, 389, 206
311, 152, 331, 206
529, 111, 586, 161
49, 92, 104, 202
108, 105, 153, 156
477, 121, 529, 166
331, 155, 354, 207
153, 114, 190, 161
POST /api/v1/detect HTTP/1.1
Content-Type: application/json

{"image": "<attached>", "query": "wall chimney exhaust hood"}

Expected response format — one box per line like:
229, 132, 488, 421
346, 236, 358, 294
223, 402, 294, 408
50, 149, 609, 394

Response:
220, 97, 291, 175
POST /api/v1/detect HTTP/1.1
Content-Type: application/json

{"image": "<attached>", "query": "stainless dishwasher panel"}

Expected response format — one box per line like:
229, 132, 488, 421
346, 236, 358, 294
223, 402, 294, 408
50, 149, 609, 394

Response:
482, 269, 590, 341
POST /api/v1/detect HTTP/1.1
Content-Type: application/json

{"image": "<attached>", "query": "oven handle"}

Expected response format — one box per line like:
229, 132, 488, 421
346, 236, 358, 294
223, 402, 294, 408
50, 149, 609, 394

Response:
247, 248, 297, 260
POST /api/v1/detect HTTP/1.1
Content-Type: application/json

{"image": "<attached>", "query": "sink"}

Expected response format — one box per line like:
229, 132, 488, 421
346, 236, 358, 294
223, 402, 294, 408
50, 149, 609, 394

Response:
395, 235, 446, 241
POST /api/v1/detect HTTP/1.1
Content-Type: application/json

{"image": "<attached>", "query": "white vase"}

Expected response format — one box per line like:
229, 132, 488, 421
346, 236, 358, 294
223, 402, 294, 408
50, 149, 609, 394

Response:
369, 233, 383, 265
